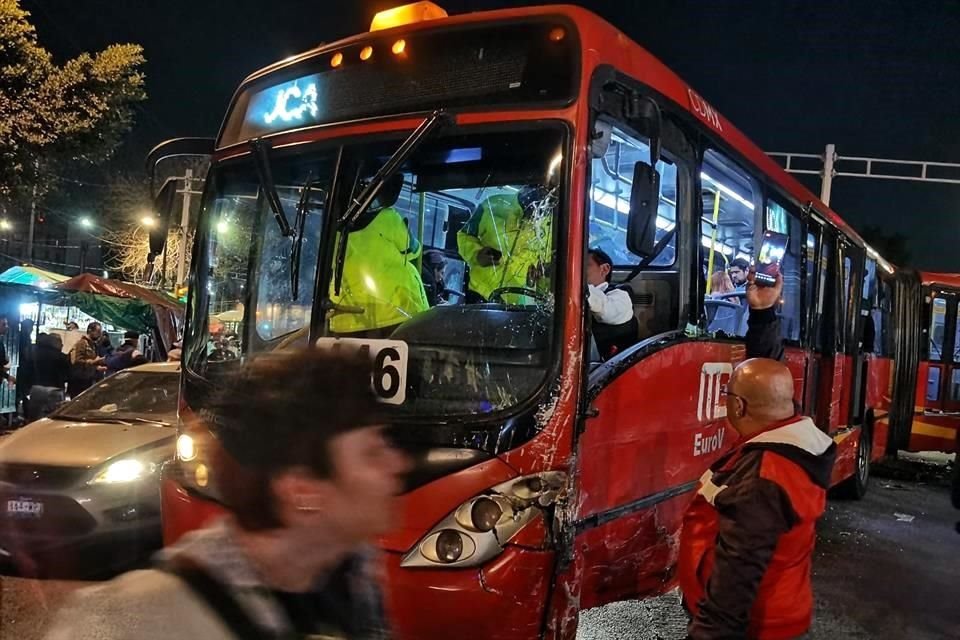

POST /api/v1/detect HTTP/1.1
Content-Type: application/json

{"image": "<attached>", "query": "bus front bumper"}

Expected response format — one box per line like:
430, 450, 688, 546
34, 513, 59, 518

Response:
383, 545, 555, 640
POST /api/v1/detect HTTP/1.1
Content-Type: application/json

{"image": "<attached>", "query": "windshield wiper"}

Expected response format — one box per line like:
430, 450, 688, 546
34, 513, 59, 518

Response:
291, 172, 322, 301
57, 414, 133, 426
127, 417, 172, 427
332, 109, 451, 295
251, 138, 293, 237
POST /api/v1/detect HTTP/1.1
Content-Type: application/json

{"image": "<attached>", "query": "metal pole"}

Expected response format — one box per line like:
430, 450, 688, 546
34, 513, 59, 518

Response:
705, 190, 722, 294
416, 192, 426, 273
820, 143, 836, 207
159, 244, 168, 290
27, 184, 37, 263
176, 169, 193, 288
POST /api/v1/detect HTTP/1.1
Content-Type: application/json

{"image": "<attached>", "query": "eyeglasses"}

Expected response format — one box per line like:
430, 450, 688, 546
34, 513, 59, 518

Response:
720, 384, 748, 411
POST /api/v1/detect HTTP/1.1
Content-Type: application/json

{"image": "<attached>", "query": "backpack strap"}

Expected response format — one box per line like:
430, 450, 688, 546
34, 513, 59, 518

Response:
163, 556, 274, 640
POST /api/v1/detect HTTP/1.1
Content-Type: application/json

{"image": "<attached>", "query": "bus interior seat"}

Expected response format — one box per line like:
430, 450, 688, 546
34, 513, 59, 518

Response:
617, 277, 677, 343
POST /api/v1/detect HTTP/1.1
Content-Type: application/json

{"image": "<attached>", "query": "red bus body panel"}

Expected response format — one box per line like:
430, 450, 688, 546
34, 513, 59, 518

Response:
866, 355, 893, 459
384, 547, 555, 640
574, 341, 740, 610
910, 360, 957, 452
161, 476, 226, 545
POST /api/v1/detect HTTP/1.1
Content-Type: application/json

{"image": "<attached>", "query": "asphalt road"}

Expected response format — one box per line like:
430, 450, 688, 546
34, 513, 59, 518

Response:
578, 474, 960, 640
0, 477, 956, 640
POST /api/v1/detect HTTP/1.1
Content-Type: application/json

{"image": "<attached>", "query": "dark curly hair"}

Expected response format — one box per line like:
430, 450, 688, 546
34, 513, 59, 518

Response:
206, 348, 383, 530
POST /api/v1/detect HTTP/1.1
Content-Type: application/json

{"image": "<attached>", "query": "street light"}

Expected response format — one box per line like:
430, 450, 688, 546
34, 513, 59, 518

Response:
216, 219, 230, 234
140, 216, 157, 228
0, 220, 11, 231
79, 216, 94, 229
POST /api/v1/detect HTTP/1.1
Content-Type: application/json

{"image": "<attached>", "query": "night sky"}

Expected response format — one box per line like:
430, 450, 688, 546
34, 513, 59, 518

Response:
22, 0, 960, 270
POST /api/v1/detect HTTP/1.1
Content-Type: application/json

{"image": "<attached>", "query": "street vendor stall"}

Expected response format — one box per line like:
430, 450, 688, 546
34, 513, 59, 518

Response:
0, 265, 70, 289
0, 270, 185, 422
50, 274, 184, 356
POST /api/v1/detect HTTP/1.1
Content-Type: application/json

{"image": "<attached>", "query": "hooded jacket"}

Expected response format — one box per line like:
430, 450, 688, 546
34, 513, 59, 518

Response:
44, 518, 388, 640
457, 193, 552, 303
679, 415, 837, 639
329, 206, 428, 334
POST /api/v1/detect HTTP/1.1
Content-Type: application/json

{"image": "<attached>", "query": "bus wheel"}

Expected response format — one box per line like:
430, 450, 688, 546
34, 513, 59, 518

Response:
836, 426, 871, 500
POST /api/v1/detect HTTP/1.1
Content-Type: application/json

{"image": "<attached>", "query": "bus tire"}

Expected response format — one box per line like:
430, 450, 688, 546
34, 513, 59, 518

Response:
835, 425, 871, 500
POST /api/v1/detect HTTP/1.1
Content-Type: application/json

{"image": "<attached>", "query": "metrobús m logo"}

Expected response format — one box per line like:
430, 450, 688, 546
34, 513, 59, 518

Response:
698, 362, 733, 422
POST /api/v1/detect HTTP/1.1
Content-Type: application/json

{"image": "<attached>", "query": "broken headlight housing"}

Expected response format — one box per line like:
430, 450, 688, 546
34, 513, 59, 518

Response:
401, 471, 567, 569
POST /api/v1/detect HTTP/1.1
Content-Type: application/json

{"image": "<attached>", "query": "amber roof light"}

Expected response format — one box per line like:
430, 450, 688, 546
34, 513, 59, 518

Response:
370, 2, 448, 32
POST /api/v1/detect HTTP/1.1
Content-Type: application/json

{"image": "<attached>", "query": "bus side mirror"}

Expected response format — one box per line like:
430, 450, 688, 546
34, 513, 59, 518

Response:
149, 179, 178, 256
145, 137, 215, 260
627, 160, 660, 258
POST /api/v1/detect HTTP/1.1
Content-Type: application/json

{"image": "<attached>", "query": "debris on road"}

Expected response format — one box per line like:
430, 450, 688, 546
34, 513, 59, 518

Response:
893, 512, 915, 523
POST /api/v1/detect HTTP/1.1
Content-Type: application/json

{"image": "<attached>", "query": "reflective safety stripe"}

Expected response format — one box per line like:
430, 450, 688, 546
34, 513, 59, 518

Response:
697, 469, 728, 506
912, 421, 957, 440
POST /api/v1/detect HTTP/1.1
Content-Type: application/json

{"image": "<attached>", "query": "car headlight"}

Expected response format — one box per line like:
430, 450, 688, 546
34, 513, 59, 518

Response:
89, 459, 156, 484
401, 471, 567, 569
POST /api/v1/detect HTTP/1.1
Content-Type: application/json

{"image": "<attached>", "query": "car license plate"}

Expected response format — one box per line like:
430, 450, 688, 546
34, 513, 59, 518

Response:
315, 338, 408, 405
6, 498, 43, 518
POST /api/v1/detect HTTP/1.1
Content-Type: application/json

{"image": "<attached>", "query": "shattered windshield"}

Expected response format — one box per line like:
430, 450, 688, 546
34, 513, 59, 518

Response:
54, 371, 179, 423
188, 125, 565, 417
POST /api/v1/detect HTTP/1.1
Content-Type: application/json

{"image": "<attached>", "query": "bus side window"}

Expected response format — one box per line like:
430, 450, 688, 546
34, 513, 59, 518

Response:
861, 258, 878, 353
876, 279, 893, 356
702, 149, 759, 337
805, 228, 820, 349
928, 297, 946, 362
815, 230, 834, 352
766, 198, 801, 342
588, 124, 679, 268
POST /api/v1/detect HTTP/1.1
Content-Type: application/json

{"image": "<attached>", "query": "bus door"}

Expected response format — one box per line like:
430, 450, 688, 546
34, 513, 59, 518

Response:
921, 290, 959, 414
841, 241, 868, 428
805, 218, 835, 431
568, 85, 705, 611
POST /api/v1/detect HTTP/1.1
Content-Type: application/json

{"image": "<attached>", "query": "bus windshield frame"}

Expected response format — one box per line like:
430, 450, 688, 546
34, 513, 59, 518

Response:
184, 121, 571, 428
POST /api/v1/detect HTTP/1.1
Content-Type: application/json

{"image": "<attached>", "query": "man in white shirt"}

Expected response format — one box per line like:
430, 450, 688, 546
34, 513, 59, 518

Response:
587, 248, 637, 358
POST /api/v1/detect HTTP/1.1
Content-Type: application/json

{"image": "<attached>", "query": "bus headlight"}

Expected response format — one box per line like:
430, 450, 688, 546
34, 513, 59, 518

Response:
401, 471, 567, 569
177, 434, 197, 461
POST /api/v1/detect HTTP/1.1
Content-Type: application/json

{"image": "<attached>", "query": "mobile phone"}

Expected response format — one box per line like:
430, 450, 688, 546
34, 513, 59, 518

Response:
755, 231, 788, 287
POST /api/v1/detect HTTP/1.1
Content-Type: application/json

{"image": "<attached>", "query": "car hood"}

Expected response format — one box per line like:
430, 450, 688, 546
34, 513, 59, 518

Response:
0, 418, 175, 468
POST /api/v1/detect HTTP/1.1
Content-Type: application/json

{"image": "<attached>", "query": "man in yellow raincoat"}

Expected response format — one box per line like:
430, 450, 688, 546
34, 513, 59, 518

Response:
457, 185, 554, 304
329, 175, 428, 335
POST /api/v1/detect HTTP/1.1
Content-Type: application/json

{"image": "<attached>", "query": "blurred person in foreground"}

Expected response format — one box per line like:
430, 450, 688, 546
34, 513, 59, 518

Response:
46, 348, 410, 640
679, 269, 836, 639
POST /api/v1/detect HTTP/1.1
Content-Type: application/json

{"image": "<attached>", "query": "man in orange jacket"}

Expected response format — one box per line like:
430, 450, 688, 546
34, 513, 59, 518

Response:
679, 354, 837, 639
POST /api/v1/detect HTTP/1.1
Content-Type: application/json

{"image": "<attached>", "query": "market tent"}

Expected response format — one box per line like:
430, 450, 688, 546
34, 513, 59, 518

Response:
50, 274, 184, 351
0, 265, 69, 288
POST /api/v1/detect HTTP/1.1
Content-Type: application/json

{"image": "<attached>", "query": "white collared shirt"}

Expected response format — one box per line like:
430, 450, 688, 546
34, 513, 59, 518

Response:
587, 282, 635, 325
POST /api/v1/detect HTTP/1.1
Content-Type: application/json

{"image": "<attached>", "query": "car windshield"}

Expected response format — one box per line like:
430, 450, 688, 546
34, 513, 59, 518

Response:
187, 125, 565, 418
54, 370, 179, 423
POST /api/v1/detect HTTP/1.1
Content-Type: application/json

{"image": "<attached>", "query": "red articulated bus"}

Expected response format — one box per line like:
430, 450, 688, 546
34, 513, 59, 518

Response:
156, 4, 920, 638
